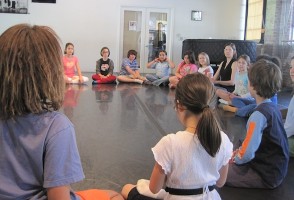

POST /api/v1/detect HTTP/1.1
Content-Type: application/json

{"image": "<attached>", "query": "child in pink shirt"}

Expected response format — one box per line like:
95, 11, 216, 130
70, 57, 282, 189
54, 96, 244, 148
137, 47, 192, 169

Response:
63, 42, 89, 84
169, 50, 198, 88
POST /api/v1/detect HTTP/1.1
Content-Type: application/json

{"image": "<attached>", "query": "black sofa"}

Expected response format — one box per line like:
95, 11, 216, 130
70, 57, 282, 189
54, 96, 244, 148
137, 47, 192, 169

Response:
182, 39, 257, 65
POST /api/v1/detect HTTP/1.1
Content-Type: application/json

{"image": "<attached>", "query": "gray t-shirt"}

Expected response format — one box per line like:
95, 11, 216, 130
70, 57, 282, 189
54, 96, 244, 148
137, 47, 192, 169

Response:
0, 111, 85, 199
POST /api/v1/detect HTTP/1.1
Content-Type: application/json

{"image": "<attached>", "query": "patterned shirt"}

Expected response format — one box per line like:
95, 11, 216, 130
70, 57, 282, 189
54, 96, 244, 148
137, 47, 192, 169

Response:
119, 58, 139, 75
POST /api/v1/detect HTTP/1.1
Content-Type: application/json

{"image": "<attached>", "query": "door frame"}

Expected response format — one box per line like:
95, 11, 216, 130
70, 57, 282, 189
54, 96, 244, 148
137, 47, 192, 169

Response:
119, 6, 174, 73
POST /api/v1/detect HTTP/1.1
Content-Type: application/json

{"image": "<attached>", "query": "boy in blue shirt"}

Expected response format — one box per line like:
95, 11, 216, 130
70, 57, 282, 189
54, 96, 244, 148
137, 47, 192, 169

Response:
117, 49, 147, 84
226, 59, 289, 189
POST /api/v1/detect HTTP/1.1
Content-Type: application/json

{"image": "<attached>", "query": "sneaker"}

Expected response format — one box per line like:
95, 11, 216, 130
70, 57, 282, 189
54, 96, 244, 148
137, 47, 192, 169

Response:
169, 83, 176, 89
134, 79, 143, 84
223, 105, 238, 113
162, 82, 169, 87
143, 80, 153, 85
218, 99, 228, 105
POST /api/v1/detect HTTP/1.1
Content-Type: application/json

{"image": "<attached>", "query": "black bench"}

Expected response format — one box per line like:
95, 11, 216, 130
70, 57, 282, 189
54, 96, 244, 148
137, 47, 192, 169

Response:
182, 39, 257, 65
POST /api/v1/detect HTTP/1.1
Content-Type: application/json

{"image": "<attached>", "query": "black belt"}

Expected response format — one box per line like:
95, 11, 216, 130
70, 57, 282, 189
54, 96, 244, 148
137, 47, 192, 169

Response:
165, 185, 215, 195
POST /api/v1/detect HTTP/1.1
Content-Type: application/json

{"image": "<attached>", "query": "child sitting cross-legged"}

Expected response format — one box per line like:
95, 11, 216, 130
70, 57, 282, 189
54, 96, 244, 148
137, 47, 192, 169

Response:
63, 42, 89, 84
226, 59, 289, 189
216, 54, 250, 111
117, 49, 147, 84
92, 47, 117, 84
220, 55, 281, 116
121, 73, 233, 200
197, 52, 214, 78
145, 50, 175, 86
168, 51, 198, 89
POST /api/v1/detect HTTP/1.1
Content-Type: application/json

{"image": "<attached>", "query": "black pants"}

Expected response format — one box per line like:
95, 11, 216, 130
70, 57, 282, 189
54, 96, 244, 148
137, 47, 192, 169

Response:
127, 187, 158, 200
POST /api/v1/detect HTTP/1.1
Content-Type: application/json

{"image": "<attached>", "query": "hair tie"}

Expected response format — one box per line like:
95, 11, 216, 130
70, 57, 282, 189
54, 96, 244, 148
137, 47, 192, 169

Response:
202, 105, 209, 110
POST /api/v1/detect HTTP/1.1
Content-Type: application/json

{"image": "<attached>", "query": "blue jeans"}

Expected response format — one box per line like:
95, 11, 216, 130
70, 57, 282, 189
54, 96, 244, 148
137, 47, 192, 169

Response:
232, 94, 278, 117
146, 74, 169, 86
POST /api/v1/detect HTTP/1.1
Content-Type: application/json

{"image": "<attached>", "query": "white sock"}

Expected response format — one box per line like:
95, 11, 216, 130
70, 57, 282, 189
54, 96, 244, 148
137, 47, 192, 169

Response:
134, 79, 143, 84
219, 99, 228, 105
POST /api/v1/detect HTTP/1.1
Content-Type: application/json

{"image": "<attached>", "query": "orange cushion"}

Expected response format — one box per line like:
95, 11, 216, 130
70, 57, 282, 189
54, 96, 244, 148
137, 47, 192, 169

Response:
76, 189, 110, 200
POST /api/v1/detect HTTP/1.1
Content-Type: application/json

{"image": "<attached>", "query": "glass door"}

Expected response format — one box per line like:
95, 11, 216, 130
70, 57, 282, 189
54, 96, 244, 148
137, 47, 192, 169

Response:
120, 9, 144, 71
145, 10, 168, 73
120, 7, 172, 73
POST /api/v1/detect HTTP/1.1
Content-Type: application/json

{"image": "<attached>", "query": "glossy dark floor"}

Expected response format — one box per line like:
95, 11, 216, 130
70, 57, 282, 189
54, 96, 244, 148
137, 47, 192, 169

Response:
63, 75, 293, 200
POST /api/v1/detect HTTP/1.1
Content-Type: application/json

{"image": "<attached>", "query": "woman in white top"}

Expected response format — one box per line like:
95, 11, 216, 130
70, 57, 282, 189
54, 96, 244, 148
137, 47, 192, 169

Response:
121, 73, 233, 200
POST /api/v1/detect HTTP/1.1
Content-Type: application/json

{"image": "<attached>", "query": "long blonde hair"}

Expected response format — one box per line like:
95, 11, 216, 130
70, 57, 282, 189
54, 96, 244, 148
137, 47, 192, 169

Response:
0, 24, 64, 119
198, 52, 210, 67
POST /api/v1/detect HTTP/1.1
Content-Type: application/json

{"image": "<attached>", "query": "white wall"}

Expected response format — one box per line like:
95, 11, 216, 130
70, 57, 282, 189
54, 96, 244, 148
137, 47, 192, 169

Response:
0, 0, 246, 72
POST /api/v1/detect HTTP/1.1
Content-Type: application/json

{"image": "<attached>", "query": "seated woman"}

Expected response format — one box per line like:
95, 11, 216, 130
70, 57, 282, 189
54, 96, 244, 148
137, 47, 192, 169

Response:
212, 43, 238, 93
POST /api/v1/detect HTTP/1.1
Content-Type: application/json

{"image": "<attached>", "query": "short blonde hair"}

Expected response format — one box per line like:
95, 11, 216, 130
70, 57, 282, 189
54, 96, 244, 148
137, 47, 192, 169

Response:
0, 24, 64, 119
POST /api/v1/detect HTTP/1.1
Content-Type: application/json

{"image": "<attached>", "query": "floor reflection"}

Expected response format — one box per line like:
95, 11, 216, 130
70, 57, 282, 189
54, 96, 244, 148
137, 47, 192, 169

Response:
116, 84, 142, 129
61, 77, 293, 200
145, 87, 169, 118
92, 84, 115, 114
62, 84, 88, 120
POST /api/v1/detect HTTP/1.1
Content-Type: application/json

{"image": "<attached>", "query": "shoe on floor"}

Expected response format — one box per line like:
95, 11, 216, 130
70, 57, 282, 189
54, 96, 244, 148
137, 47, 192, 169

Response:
223, 105, 238, 113
143, 80, 153, 85
219, 99, 228, 105
169, 83, 176, 89
134, 79, 143, 84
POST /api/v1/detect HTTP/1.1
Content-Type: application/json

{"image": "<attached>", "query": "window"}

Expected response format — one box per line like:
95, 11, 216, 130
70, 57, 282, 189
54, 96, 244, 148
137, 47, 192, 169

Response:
245, 0, 266, 42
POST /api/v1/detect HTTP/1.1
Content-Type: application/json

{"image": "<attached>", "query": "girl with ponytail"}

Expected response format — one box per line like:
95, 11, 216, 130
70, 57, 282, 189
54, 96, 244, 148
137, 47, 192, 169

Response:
122, 73, 233, 200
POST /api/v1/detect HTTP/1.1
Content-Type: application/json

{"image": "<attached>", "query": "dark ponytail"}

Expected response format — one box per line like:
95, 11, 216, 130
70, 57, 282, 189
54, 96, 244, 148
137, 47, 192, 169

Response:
197, 107, 221, 157
175, 73, 221, 157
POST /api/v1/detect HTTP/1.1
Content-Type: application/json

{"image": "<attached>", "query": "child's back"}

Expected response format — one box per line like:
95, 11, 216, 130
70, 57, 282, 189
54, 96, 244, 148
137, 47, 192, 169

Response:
122, 73, 232, 200
226, 58, 289, 189
0, 112, 83, 199
0, 24, 123, 200
249, 102, 288, 186
153, 130, 232, 199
